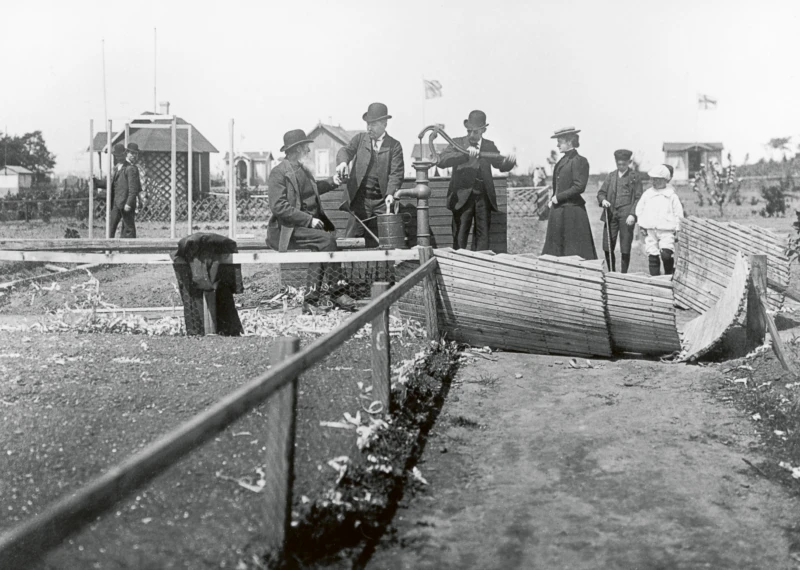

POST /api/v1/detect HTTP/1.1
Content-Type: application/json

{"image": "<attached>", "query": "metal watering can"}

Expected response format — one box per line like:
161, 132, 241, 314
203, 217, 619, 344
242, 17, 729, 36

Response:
352, 198, 412, 249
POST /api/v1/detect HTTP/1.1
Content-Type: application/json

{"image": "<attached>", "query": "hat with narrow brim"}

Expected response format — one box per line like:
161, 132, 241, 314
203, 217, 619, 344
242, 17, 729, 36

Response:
126, 143, 140, 154
112, 143, 126, 155
464, 110, 489, 130
363, 102, 392, 122
614, 149, 632, 160
280, 129, 314, 152
551, 126, 581, 139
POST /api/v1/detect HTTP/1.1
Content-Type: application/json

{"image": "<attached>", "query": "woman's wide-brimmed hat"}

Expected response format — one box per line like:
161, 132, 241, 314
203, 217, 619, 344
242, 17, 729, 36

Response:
280, 129, 314, 152
362, 102, 392, 122
464, 110, 489, 130
551, 126, 581, 139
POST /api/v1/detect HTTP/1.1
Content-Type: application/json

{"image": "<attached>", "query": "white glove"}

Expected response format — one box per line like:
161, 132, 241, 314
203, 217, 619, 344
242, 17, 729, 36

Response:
601, 200, 611, 208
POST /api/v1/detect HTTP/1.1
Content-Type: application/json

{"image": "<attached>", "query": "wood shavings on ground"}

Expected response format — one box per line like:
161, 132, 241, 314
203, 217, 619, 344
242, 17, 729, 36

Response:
215, 467, 267, 493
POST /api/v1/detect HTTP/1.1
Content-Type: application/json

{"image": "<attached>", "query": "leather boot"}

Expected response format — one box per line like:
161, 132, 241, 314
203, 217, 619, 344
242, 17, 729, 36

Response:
648, 255, 661, 276
661, 249, 675, 275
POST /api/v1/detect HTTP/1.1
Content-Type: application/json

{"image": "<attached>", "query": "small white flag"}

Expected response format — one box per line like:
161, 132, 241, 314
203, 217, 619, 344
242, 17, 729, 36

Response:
424, 79, 443, 99
698, 94, 717, 110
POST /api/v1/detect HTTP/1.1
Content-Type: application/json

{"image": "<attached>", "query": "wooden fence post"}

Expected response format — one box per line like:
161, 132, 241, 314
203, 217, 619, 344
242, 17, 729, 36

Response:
746, 255, 768, 351
371, 282, 391, 411
264, 337, 300, 554
419, 246, 439, 342
749, 254, 797, 376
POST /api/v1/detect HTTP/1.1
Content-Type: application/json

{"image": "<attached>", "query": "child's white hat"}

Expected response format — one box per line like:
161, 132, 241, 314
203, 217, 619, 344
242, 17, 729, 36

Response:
647, 165, 671, 179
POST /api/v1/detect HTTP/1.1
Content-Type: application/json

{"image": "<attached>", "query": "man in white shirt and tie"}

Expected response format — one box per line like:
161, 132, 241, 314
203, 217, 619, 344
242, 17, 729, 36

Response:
437, 110, 516, 251
336, 102, 405, 248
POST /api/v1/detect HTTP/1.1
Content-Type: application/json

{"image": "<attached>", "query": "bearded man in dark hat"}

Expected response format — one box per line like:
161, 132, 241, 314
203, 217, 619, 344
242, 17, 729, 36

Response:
335, 102, 404, 248
267, 129, 354, 309
437, 110, 516, 251
596, 149, 643, 273
93, 142, 142, 238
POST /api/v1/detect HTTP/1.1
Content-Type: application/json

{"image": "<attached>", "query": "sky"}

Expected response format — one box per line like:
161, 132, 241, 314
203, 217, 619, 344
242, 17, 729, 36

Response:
2, 0, 799, 176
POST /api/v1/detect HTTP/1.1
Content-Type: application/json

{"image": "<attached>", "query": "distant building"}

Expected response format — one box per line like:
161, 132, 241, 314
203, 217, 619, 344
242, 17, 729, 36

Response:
306, 123, 363, 178
223, 152, 274, 188
663, 142, 724, 181
90, 105, 218, 200
0, 165, 34, 196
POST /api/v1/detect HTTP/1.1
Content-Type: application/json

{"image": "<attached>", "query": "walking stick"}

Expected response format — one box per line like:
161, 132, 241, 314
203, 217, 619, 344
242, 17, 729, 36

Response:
603, 204, 614, 272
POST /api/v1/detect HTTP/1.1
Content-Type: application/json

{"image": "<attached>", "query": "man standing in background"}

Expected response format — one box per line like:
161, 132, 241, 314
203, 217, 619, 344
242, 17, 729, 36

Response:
336, 102, 404, 248
94, 142, 142, 238
597, 149, 642, 273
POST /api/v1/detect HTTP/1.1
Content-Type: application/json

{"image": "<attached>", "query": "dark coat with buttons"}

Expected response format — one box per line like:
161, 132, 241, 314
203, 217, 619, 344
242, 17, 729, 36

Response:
335, 132, 404, 210
437, 136, 515, 212
94, 160, 142, 210
596, 169, 643, 222
267, 160, 337, 252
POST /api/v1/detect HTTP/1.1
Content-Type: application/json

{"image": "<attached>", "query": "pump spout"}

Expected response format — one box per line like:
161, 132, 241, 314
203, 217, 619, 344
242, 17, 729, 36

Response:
393, 185, 430, 200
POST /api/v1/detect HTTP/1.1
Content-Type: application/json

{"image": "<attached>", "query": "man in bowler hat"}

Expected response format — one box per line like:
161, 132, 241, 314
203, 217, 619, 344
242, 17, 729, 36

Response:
94, 142, 142, 238
268, 129, 354, 308
336, 102, 404, 248
596, 149, 643, 273
437, 110, 516, 251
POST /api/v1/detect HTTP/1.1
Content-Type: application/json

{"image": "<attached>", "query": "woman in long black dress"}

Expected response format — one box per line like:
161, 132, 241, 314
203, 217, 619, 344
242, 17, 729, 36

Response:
541, 127, 597, 260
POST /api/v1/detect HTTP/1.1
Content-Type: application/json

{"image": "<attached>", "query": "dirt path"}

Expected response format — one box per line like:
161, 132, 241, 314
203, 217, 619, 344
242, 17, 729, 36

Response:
366, 352, 800, 570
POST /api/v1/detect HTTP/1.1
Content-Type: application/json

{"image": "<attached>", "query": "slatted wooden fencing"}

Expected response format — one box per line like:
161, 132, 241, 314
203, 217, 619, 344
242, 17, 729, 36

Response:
319, 176, 508, 253
604, 272, 682, 355
432, 249, 612, 357
674, 218, 789, 313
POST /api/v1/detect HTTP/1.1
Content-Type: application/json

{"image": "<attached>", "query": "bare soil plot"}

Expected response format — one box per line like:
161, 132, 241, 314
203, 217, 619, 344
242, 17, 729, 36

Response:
0, 329, 432, 568
367, 350, 800, 570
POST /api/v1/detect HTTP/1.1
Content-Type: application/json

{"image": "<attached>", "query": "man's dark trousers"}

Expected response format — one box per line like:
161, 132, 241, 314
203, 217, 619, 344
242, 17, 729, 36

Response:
453, 192, 491, 251
109, 207, 136, 238
602, 209, 634, 273
345, 193, 384, 249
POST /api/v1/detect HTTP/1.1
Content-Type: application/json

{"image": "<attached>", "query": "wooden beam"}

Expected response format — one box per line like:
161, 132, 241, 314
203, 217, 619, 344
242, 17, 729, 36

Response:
419, 246, 439, 342
187, 126, 193, 236
746, 255, 768, 352
0, 248, 419, 265
263, 338, 299, 553
371, 282, 391, 411
88, 119, 94, 239
170, 116, 177, 239
0, 258, 437, 569
106, 121, 112, 238
0, 237, 366, 251
751, 256, 798, 376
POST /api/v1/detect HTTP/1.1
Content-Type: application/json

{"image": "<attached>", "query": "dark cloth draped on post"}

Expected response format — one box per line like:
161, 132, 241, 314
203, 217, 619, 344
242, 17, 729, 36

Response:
171, 233, 244, 336
542, 149, 597, 260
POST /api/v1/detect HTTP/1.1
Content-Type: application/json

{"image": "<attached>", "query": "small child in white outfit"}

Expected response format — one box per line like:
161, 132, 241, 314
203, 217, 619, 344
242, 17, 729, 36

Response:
635, 164, 684, 275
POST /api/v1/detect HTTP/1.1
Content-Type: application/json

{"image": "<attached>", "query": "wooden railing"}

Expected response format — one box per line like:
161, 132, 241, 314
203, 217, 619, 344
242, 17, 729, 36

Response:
0, 252, 440, 569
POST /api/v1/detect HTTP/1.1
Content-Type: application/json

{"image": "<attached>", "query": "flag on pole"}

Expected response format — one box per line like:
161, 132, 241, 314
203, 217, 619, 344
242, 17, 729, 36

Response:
697, 94, 717, 110
424, 79, 443, 99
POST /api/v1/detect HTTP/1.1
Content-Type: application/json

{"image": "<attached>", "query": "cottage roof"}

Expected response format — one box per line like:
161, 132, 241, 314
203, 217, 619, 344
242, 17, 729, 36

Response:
662, 142, 724, 152
224, 151, 273, 162
0, 165, 34, 174
90, 113, 218, 153
307, 123, 362, 145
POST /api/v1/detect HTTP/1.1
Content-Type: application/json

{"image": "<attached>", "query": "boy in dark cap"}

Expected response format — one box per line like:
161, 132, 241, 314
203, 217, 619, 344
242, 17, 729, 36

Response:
596, 149, 642, 272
